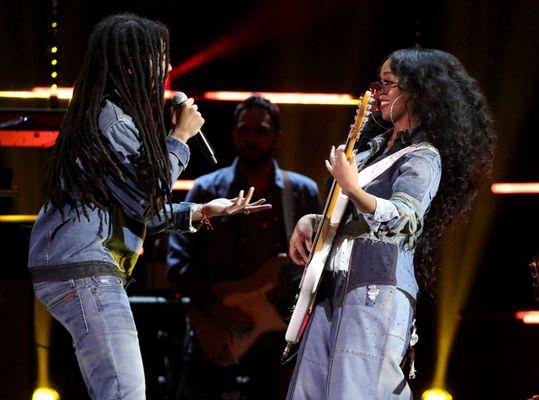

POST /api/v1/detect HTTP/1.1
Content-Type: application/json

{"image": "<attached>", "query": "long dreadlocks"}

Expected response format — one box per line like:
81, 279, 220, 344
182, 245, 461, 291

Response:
44, 13, 172, 219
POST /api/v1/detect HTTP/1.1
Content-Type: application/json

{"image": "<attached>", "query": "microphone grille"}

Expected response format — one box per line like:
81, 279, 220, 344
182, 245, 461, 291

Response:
171, 92, 188, 106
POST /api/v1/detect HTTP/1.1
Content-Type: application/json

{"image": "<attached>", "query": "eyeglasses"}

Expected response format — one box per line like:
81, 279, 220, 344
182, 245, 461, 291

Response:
369, 80, 400, 95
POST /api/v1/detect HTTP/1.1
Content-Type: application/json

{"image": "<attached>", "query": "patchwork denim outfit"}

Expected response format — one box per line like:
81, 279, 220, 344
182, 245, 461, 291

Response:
28, 100, 197, 400
287, 130, 441, 400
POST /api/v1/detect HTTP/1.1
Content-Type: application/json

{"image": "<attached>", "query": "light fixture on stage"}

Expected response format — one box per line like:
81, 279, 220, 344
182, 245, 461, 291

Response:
0, 214, 38, 223
0, 87, 175, 101
32, 387, 59, 400
422, 388, 453, 400
491, 182, 539, 194
515, 310, 539, 324
172, 179, 195, 191
202, 91, 357, 105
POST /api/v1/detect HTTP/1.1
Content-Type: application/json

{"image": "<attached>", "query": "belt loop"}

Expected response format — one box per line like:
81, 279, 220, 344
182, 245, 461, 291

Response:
124, 274, 135, 288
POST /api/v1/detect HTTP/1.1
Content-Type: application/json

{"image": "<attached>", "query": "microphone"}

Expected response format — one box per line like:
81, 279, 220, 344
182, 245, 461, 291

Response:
171, 92, 218, 165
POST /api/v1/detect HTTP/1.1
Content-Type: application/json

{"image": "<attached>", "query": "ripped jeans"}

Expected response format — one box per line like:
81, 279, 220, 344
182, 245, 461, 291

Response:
286, 273, 414, 400
33, 276, 145, 400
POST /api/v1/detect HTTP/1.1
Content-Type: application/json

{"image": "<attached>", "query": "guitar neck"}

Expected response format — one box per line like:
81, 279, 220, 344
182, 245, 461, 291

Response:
310, 136, 357, 256
309, 91, 372, 258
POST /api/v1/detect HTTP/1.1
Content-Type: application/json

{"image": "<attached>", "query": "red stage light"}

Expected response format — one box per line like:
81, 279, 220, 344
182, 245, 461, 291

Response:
0, 130, 58, 147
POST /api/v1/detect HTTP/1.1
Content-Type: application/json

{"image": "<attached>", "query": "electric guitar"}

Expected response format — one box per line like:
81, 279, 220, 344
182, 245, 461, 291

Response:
188, 254, 295, 366
282, 91, 375, 361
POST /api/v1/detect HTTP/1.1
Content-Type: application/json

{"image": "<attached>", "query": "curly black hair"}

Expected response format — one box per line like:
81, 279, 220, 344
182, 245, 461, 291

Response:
362, 48, 495, 290
44, 13, 171, 219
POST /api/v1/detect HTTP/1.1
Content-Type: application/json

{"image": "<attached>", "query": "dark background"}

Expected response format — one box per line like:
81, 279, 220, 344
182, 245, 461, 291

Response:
0, 0, 538, 399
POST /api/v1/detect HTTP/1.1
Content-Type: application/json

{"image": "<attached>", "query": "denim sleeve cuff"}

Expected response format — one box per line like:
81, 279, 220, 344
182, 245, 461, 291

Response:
167, 136, 191, 168
357, 196, 400, 223
372, 197, 400, 223
173, 202, 199, 233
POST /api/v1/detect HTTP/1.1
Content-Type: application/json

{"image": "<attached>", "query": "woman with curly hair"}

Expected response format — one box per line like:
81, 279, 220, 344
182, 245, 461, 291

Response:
287, 48, 494, 399
28, 14, 269, 399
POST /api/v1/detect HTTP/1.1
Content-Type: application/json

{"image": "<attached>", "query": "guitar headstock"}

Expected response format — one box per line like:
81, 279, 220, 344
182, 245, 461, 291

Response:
347, 90, 376, 141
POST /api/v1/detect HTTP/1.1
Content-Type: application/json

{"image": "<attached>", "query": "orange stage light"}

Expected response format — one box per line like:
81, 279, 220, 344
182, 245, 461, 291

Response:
491, 182, 539, 194
173, 180, 195, 191
202, 91, 357, 105
0, 130, 58, 147
515, 310, 539, 324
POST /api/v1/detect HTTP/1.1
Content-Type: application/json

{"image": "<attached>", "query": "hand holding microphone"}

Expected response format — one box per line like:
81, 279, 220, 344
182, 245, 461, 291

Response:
171, 92, 218, 165
171, 95, 204, 143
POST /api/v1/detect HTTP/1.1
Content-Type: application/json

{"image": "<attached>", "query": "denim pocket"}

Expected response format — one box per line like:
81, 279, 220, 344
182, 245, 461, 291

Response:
34, 281, 78, 312
87, 280, 136, 331
35, 282, 89, 345
335, 286, 396, 359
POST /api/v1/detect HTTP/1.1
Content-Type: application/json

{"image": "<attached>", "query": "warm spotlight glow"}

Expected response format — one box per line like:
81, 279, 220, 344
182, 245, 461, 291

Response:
0, 87, 174, 100
50, 47, 58, 53
51, 84, 57, 90
0, 214, 38, 223
51, 72, 57, 78
51, 59, 57, 65
515, 310, 539, 324
491, 182, 539, 194
51, 22, 57, 28
422, 388, 453, 400
173, 180, 195, 191
32, 387, 60, 400
202, 91, 358, 105
0, 88, 355, 104
32, 87, 72, 100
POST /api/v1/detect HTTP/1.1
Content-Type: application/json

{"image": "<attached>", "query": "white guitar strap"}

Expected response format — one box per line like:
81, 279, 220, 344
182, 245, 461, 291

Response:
357, 142, 439, 188
331, 143, 439, 224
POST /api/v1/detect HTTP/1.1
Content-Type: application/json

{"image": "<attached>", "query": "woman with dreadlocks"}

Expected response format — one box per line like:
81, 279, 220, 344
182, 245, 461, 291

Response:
287, 48, 494, 399
28, 14, 270, 399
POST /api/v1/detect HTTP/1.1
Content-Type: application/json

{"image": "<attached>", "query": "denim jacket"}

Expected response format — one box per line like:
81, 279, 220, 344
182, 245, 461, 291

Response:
328, 129, 442, 298
28, 100, 197, 282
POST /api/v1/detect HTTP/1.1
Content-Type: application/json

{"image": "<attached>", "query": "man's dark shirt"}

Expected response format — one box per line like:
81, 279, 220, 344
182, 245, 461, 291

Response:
166, 157, 322, 309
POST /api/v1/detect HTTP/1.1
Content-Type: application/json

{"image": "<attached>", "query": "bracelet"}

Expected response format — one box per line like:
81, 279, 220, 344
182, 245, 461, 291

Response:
197, 204, 213, 230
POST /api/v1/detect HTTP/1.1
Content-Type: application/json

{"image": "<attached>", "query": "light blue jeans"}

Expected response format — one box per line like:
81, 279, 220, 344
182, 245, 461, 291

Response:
34, 276, 145, 400
287, 279, 414, 400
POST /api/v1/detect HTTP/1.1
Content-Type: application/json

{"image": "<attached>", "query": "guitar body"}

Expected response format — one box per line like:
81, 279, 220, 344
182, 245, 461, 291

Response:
188, 254, 290, 366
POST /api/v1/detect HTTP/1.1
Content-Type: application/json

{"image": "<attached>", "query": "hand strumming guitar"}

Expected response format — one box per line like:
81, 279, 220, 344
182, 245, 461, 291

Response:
289, 214, 320, 265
